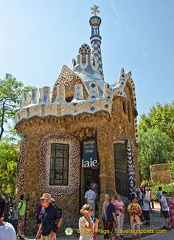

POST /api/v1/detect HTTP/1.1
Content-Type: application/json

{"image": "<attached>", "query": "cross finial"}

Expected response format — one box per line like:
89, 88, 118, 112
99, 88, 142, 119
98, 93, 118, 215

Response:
90, 5, 100, 16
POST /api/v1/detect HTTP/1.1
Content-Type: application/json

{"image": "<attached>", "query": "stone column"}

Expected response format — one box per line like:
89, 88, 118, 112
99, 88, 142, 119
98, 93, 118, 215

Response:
39, 86, 51, 103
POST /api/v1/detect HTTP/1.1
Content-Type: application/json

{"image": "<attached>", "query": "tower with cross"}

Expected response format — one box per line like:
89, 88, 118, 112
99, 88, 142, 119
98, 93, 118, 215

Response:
89, 5, 104, 80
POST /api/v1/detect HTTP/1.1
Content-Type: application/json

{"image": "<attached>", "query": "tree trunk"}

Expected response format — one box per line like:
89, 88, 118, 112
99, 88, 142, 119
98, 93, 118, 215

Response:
0, 101, 5, 140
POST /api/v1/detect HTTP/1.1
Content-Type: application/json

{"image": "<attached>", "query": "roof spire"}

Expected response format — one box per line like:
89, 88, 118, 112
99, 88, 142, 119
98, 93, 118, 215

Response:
89, 6, 104, 80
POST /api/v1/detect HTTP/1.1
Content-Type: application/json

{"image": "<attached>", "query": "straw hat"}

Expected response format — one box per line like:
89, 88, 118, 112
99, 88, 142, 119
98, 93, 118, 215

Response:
40, 193, 51, 200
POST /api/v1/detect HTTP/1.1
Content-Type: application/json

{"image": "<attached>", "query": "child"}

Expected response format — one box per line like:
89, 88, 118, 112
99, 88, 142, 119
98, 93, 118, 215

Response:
127, 196, 142, 240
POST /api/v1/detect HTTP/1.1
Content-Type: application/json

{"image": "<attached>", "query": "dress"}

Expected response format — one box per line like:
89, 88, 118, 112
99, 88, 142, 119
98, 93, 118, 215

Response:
0, 222, 16, 240
79, 216, 94, 240
127, 203, 142, 235
169, 200, 174, 228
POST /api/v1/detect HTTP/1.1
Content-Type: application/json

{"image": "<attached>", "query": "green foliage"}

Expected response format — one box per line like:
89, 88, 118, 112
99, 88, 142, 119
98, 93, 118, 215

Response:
138, 128, 174, 181
151, 183, 174, 200
0, 73, 34, 140
0, 142, 19, 195
138, 102, 174, 182
139, 102, 174, 140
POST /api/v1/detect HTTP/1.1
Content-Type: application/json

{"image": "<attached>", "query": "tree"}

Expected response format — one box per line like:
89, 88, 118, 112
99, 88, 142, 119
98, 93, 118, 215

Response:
0, 73, 33, 140
138, 128, 174, 181
138, 102, 174, 181
0, 142, 19, 195
138, 102, 174, 140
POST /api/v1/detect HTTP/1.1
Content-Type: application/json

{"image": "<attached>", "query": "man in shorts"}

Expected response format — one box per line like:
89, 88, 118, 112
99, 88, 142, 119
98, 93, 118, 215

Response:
160, 191, 171, 230
17, 194, 26, 240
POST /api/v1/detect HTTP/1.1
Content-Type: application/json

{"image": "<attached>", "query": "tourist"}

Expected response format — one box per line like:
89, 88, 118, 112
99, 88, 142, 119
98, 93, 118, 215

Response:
168, 192, 174, 228
127, 196, 142, 240
157, 187, 163, 217
0, 210, 16, 240
36, 193, 62, 240
84, 186, 96, 218
79, 204, 99, 240
85, 175, 92, 193
0, 194, 6, 214
17, 194, 26, 240
142, 192, 150, 225
160, 191, 171, 230
102, 194, 109, 239
106, 196, 118, 240
114, 194, 124, 239
9, 200, 18, 233
90, 179, 99, 198
35, 202, 42, 229
146, 188, 154, 211
136, 188, 143, 208
131, 187, 138, 200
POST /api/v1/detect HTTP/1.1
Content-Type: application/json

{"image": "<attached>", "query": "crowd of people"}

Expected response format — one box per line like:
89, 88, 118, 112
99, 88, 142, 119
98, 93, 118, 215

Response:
98, 187, 174, 240
0, 185, 174, 240
0, 193, 63, 240
0, 193, 27, 240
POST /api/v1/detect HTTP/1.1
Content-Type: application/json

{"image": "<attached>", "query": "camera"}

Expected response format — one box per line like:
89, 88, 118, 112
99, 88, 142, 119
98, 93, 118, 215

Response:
50, 219, 58, 225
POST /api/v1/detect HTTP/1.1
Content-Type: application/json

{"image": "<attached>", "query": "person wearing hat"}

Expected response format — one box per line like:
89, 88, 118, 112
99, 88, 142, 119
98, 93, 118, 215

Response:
36, 193, 62, 240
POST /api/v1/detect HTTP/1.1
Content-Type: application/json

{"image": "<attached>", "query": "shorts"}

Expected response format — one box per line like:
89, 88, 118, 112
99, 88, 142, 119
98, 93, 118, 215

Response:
142, 210, 150, 221
163, 211, 169, 219
41, 234, 56, 240
18, 215, 25, 225
106, 221, 116, 238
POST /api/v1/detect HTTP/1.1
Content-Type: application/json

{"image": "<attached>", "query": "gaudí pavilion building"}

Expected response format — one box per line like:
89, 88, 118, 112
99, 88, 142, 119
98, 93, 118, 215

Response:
14, 6, 140, 234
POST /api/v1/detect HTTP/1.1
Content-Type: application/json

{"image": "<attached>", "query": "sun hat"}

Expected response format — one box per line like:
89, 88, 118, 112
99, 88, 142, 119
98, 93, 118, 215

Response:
40, 193, 51, 200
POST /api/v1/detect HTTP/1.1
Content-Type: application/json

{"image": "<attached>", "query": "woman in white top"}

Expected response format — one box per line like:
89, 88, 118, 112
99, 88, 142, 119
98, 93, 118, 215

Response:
0, 211, 16, 240
79, 204, 99, 240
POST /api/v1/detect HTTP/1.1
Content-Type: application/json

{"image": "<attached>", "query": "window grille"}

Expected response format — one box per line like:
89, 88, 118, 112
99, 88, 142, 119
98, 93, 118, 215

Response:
49, 143, 69, 185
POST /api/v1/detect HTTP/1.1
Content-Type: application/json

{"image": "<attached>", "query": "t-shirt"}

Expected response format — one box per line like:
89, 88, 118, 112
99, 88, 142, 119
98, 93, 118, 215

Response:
160, 196, 168, 211
41, 203, 62, 236
114, 200, 124, 215
0, 222, 16, 240
79, 216, 94, 238
106, 203, 115, 222
142, 196, 150, 211
84, 190, 96, 200
18, 200, 26, 216
157, 191, 162, 202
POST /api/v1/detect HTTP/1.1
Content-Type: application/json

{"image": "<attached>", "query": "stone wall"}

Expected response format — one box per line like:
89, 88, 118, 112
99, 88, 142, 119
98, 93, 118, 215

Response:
150, 163, 171, 185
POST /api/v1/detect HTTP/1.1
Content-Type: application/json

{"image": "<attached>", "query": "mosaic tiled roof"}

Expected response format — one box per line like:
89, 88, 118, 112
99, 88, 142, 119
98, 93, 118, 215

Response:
51, 65, 87, 102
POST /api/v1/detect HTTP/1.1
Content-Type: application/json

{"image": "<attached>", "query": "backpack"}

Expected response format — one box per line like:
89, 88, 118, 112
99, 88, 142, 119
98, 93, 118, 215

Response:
18, 201, 23, 210
54, 204, 62, 216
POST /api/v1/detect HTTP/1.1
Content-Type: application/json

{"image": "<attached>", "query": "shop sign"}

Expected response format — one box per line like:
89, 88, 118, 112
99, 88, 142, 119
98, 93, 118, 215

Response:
82, 137, 98, 167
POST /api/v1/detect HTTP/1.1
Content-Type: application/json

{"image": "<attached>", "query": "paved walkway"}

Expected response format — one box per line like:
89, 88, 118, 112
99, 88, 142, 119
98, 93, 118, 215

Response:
22, 202, 172, 240
141, 228, 174, 240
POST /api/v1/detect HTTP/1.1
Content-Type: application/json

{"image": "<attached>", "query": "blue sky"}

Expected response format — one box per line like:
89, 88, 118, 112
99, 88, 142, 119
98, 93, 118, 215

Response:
0, 0, 174, 122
